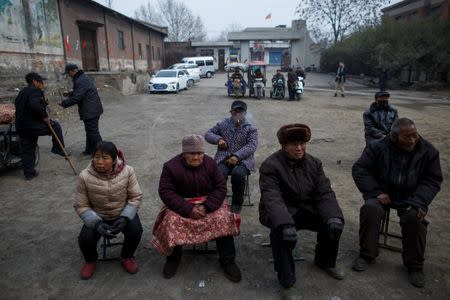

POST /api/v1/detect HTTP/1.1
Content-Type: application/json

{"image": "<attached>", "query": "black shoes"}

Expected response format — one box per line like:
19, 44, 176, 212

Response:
24, 170, 39, 181
352, 256, 375, 272
163, 258, 180, 279
221, 262, 242, 282
408, 269, 425, 288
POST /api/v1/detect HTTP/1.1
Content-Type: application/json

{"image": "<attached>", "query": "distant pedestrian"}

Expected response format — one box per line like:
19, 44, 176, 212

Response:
334, 62, 346, 97
287, 68, 297, 100
60, 63, 103, 156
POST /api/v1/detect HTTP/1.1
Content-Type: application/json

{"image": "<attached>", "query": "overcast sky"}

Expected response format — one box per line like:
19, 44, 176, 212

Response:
94, 0, 400, 40
95, 0, 303, 38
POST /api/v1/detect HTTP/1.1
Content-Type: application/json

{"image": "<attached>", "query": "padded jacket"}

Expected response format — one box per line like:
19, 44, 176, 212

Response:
158, 154, 227, 218
61, 70, 103, 120
259, 150, 344, 230
74, 154, 142, 223
14, 86, 48, 136
352, 137, 442, 211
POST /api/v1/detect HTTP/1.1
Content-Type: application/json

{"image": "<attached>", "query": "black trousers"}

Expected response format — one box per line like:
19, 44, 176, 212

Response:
270, 209, 341, 288
359, 198, 428, 270
20, 120, 65, 177
78, 214, 143, 262
83, 116, 102, 154
167, 235, 236, 265
288, 85, 295, 100
218, 163, 249, 207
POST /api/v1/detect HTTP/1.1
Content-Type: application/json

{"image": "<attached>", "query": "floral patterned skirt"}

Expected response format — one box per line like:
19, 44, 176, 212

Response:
152, 201, 240, 256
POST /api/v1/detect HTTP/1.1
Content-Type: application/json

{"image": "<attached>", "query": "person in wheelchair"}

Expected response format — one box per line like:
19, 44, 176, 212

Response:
14, 72, 66, 180
74, 141, 143, 279
230, 69, 243, 81
352, 118, 442, 288
271, 70, 286, 98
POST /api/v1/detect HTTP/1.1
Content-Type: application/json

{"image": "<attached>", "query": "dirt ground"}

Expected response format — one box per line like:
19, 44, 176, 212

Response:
1, 72, 449, 300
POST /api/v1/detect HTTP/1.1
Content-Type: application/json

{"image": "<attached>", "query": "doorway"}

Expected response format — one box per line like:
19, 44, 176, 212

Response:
79, 27, 99, 71
218, 49, 225, 70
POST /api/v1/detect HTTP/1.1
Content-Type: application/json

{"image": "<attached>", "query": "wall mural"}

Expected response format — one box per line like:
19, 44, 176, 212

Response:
0, 0, 63, 54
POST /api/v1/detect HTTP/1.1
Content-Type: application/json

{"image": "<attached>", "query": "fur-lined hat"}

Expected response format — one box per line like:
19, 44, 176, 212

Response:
277, 123, 311, 144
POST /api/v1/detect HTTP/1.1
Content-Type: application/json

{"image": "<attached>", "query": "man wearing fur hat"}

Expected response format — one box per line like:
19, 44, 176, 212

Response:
259, 124, 345, 295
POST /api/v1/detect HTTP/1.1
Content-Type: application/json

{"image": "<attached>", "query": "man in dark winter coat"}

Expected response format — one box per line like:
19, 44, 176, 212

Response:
363, 91, 398, 145
60, 63, 103, 155
14, 72, 66, 180
259, 123, 345, 295
352, 118, 442, 288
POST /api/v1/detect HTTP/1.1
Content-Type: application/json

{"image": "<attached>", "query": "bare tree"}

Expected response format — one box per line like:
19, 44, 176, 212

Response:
297, 0, 391, 44
214, 23, 244, 41
134, 0, 206, 42
134, 1, 163, 26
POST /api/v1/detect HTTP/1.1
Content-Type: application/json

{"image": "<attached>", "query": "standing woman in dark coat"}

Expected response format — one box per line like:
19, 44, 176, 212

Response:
60, 63, 103, 155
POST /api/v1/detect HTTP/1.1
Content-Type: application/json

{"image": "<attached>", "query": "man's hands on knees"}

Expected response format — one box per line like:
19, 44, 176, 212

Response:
95, 221, 116, 238
110, 217, 128, 235
281, 225, 297, 248
227, 155, 239, 166
190, 204, 206, 220
377, 193, 391, 205
327, 218, 344, 241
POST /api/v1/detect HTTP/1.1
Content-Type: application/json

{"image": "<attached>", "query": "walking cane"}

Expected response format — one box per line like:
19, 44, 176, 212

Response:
48, 122, 78, 175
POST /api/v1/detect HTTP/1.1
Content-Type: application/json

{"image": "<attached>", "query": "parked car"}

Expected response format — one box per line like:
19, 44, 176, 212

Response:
167, 63, 200, 87
149, 69, 189, 93
180, 56, 216, 78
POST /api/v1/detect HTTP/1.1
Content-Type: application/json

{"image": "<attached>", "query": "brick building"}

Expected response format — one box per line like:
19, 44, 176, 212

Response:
0, 0, 167, 81
382, 0, 449, 20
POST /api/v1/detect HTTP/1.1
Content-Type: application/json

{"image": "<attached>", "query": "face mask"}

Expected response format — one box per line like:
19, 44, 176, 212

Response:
376, 101, 389, 109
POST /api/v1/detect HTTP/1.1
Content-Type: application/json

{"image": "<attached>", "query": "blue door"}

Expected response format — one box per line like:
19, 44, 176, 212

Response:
269, 50, 282, 65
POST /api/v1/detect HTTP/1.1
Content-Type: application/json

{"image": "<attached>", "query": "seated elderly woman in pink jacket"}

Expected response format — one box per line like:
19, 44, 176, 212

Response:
152, 134, 241, 283
74, 141, 143, 280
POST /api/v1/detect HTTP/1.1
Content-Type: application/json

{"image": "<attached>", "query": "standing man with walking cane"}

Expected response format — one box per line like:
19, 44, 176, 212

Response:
14, 72, 67, 180
59, 63, 103, 156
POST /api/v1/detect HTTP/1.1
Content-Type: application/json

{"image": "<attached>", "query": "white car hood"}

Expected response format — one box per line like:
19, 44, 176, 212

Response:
151, 77, 178, 84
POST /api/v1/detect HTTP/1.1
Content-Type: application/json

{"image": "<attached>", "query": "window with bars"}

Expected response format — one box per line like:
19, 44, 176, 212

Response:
118, 30, 125, 50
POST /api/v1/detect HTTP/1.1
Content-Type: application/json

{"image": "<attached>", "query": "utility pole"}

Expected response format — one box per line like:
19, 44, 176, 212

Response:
107, 0, 113, 8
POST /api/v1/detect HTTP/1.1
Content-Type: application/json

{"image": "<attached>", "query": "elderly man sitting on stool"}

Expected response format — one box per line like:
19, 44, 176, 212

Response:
259, 124, 345, 298
352, 118, 442, 288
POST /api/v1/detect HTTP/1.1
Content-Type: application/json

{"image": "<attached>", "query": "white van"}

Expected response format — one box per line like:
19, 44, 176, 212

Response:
180, 56, 216, 78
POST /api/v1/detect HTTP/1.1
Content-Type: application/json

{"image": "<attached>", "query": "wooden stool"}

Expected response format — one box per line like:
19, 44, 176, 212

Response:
183, 242, 216, 255
98, 235, 124, 261
378, 209, 402, 252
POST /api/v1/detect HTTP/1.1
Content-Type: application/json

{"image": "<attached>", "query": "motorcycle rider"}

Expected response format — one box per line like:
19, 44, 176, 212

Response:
287, 68, 297, 100
231, 69, 243, 81
272, 70, 285, 86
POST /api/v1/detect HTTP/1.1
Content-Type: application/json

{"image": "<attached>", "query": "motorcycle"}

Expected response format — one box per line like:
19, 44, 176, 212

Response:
270, 78, 285, 100
295, 76, 304, 100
